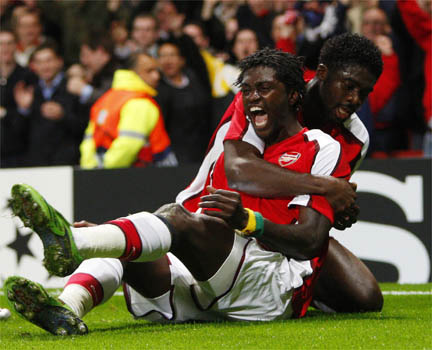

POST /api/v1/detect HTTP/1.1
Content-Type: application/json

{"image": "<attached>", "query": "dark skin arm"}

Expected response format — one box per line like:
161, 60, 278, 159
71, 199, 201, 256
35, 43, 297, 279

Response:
224, 140, 359, 229
199, 187, 331, 260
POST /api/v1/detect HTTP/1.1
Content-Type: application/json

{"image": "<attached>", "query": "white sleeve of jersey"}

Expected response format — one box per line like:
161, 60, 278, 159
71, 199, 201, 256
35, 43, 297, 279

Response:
175, 121, 230, 204
288, 129, 341, 208
242, 120, 265, 154
343, 113, 369, 173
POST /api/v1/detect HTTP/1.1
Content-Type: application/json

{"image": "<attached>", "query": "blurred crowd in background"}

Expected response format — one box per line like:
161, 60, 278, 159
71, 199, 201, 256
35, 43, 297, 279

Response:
1, 0, 431, 169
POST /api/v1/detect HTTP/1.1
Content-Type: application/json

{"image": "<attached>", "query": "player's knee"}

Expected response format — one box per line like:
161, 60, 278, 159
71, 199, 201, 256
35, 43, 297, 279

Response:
154, 203, 195, 236
357, 281, 383, 312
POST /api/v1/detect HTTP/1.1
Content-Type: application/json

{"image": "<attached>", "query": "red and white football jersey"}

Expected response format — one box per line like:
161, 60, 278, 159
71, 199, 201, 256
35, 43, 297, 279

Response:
176, 90, 362, 213
211, 127, 349, 225
224, 91, 369, 176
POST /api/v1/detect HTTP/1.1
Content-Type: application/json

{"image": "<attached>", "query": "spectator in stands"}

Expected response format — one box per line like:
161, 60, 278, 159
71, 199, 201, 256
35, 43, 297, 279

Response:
129, 13, 160, 57
194, 0, 229, 55
236, 0, 276, 49
66, 32, 119, 111
156, 36, 212, 163
12, 7, 44, 67
183, 20, 240, 131
295, 0, 347, 73
228, 28, 260, 65
0, 28, 36, 168
183, 20, 240, 97
396, 0, 432, 157
224, 17, 239, 49
80, 52, 177, 169
58, 0, 122, 66
0, 0, 17, 28
110, 19, 133, 64
16, 0, 63, 48
201, 0, 240, 27
357, 6, 402, 155
154, 0, 185, 39
271, 10, 299, 55
14, 41, 87, 166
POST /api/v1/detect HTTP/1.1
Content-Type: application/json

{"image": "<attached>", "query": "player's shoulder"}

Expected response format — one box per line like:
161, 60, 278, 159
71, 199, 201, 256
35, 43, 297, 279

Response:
343, 113, 370, 146
304, 128, 340, 150
303, 129, 342, 176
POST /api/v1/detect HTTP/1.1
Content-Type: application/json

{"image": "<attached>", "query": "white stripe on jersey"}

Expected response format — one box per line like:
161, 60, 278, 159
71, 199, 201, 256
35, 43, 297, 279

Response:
176, 117, 264, 206
243, 119, 265, 154
288, 129, 341, 208
175, 121, 231, 205
343, 113, 369, 173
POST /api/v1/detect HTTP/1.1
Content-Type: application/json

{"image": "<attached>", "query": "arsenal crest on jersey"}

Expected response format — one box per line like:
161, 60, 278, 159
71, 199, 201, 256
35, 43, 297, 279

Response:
278, 152, 301, 167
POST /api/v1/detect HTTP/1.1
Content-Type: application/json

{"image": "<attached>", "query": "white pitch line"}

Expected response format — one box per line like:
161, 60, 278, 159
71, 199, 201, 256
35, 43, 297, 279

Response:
382, 291, 431, 295
111, 291, 432, 296
0, 291, 431, 297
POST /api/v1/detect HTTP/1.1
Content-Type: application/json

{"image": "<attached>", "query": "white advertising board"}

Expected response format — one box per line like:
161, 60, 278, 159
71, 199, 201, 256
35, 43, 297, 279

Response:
0, 167, 73, 288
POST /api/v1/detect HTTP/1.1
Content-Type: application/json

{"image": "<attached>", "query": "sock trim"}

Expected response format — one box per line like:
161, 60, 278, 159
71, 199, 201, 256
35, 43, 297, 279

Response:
107, 218, 143, 261
66, 272, 104, 306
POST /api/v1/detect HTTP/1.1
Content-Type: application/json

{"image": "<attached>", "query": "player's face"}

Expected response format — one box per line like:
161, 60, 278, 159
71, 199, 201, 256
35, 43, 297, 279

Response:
318, 64, 376, 123
241, 66, 291, 142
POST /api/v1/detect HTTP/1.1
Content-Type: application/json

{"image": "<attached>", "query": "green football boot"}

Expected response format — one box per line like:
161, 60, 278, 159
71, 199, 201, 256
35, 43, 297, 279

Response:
4, 276, 88, 336
10, 183, 83, 277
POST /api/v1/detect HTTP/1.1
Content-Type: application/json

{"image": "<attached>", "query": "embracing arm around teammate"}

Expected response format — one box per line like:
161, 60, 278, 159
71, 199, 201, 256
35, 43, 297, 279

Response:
200, 186, 331, 260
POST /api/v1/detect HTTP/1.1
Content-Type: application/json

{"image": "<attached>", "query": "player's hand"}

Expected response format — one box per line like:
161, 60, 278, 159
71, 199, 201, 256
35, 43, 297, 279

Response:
323, 176, 357, 213
333, 203, 360, 230
73, 220, 97, 228
199, 186, 248, 230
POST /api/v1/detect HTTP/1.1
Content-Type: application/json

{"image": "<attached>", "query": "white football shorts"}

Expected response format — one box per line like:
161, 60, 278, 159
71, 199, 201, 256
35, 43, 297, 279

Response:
123, 234, 314, 322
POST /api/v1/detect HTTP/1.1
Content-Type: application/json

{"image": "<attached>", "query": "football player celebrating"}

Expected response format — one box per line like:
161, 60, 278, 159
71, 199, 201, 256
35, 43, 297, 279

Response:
6, 49, 349, 335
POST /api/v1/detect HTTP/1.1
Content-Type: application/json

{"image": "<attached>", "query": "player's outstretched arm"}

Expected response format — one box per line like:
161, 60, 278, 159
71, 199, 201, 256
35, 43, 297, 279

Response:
200, 186, 331, 260
224, 140, 356, 214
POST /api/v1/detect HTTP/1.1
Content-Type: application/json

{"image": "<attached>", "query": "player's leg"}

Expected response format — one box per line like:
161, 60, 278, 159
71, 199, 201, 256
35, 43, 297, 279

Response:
4, 276, 88, 335
154, 203, 235, 281
9, 184, 172, 276
10, 184, 235, 282
4, 258, 125, 335
311, 237, 383, 313
122, 257, 171, 298
5, 257, 172, 335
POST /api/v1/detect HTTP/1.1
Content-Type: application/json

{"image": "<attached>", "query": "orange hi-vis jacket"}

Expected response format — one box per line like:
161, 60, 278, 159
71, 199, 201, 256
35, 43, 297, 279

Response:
80, 70, 175, 168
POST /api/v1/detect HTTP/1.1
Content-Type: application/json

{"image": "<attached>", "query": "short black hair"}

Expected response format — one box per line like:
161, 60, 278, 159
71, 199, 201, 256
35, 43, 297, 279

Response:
236, 47, 306, 107
82, 30, 114, 55
319, 33, 383, 79
30, 39, 62, 62
183, 19, 208, 37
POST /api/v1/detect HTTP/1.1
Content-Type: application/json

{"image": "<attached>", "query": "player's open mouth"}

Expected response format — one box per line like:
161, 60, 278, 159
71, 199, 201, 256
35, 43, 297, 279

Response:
250, 106, 268, 129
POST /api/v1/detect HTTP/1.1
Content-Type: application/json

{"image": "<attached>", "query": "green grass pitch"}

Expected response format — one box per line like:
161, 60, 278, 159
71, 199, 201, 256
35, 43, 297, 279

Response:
0, 283, 430, 350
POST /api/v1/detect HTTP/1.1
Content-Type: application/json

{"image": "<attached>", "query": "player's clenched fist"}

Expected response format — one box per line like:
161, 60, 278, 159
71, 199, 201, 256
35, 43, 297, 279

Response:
199, 186, 248, 230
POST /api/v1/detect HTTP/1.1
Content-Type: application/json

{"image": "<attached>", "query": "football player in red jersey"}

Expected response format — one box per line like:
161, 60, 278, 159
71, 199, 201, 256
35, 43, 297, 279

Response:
188, 33, 383, 313
6, 49, 349, 335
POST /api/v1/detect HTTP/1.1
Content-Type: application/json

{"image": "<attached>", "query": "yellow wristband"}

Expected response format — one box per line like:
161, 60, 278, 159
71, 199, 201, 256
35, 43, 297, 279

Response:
241, 208, 256, 234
